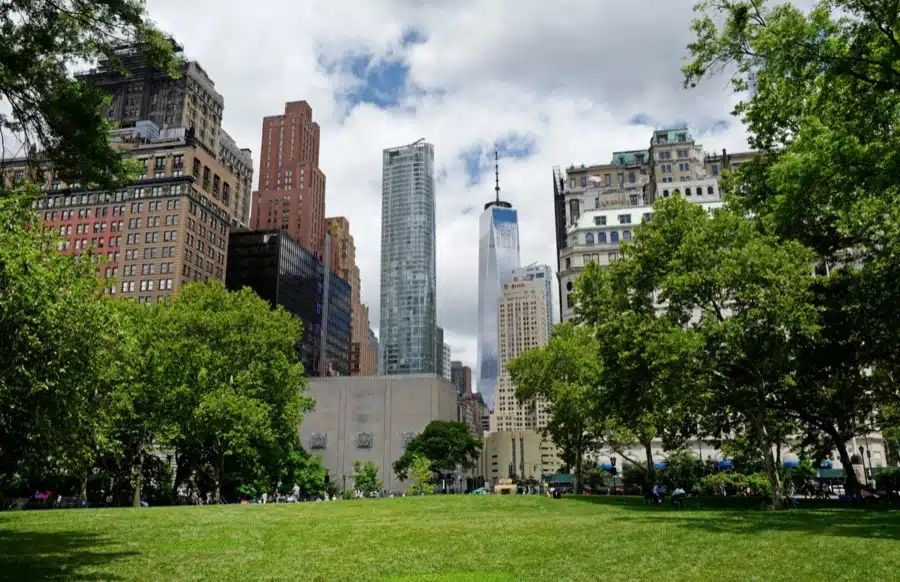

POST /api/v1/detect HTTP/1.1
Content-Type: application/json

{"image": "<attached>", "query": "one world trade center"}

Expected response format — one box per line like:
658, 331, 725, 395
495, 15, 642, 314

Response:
476, 150, 520, 410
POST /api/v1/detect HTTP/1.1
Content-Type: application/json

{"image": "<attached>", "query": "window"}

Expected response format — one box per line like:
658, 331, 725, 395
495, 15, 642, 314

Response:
585, 233, 594, 245
712, 164, 719, 176
685, 188, 692, 196
222, 183, 230, 203
145, 232, 159, 243
161, 263, 173, 274
707, 186, 715, 195
580, 176, 587, 188
608, 252, 619, 262
193, 159, 201, 178
628, 173, 635, 184
141, 264, 155, 275
611, 231, 619, 243
165, 215, 179, 226
121, 281, 135, 293
618, 214, 632, 224
593, 215, 606, 226
597, 232, 607, 244
143, 248, 157, 259
623, 230, 632, 241
173, 155, 184, 169
565, 257, 571, 269
643, 213, 653, 222
154, 157, 165, 170
163, 230, 177, 242
130, 202, 144, 213
617, 173, 624, 185
679, 162, 690, 172
140, 280, 155, 292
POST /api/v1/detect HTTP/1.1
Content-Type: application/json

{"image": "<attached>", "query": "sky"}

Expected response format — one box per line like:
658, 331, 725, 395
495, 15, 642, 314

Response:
141, 0, 752, 374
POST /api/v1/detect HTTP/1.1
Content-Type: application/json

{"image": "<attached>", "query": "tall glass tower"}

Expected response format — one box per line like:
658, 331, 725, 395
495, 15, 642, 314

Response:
379, 139, 437, 375
477, 151, 520, 409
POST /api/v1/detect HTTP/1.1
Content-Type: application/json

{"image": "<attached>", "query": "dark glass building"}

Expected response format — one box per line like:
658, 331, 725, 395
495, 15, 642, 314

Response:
226, 229, 351, 376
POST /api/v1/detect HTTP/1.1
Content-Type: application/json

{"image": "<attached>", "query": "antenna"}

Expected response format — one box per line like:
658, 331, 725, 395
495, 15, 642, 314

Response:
494, 147, 500, 203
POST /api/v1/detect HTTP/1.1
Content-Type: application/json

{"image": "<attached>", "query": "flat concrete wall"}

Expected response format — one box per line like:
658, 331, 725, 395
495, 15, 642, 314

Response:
301, 375, 458, 493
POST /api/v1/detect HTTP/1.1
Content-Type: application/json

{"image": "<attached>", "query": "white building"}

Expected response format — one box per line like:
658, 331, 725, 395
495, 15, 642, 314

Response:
511, 263, 554, 337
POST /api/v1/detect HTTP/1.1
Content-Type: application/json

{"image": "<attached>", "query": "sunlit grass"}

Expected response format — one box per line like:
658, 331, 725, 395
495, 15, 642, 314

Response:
1, 495, 898, 581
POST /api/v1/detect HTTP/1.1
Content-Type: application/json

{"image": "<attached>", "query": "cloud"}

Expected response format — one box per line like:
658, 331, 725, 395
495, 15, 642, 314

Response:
144, 0, 752, 382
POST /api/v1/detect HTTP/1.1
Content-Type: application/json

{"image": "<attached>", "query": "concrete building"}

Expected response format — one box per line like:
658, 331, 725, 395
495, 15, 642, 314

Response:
252, 101, 327, 261
490, 280, 551, 433
368, 328, 381, 374
226, 229, 351, 376
477, 151, 520, 409
553, 127, 756, 322
435, 326, 446, 380
217, 129, 254, 229
9, 123, 242, 303
511, 263, 554, 337
326, 217, 377, 375
380, 139, 437, 375
478, 430, 560, 486
78, 40, 225, 159
442, 344, 452, 381
300, 375, 458, 493
450, 361, 472, 397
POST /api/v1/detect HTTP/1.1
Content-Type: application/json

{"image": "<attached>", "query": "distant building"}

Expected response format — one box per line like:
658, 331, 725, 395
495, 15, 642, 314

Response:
476, 430, 559, 486
380, 139, 437, 375
226, 229, 351, 376
301, 375, 459, 493
450, 361, 472, 397
442, 344, 452, 381
511, 263, 553, 337
435, 326, 446, 380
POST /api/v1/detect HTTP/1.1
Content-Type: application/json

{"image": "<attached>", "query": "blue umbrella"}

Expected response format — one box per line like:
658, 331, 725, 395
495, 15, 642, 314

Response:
599, 463, 614, 471
716, 459, 734, 469
783, 461, 800, 468
819, 460, 833, 469
653, 462, 668, 470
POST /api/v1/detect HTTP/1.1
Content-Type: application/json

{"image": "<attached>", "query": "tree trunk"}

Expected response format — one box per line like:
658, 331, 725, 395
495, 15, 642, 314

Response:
214, 453, 225, 504
80, 474, 88, 502
574, 430, 583, 494
131, 461, 143, 508
644, 440, 655, 488
833, 436, 860, 495
757, 421, 786, 510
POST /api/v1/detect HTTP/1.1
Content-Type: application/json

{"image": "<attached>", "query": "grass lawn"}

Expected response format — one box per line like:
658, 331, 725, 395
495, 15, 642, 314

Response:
1, 495, 898, 581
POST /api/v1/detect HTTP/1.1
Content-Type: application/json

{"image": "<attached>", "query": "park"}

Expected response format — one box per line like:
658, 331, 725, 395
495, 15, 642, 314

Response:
2, 495, 899, 581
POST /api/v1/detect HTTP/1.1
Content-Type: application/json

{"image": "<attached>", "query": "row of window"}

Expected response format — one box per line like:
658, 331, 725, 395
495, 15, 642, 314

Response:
661, 186, 717, 197
583, 230, 632, 245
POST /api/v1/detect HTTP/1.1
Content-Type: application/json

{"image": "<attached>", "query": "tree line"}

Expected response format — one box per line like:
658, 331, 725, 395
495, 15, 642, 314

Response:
509, 0, 900, 509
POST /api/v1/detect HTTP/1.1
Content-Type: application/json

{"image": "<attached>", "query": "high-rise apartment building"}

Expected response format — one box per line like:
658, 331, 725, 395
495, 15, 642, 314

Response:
379, 139, 437, 375
490, 280, 550, 433
553, 127, 756, 322
511, 263, 553, 338
252, 101, 327, 260
326, 217, 377, 375
477, 152, 520, 409
226, 230, 351, 376
442, 343, 452, 381
450, 361, 472, 397
218, 129, 254, 228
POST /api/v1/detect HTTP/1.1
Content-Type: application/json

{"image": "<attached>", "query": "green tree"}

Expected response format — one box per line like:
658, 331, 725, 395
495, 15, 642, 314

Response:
0, 188, 115, 501
406, 455, 435, 496
393, 421, 482, 481
683, 0, 900, 492
353, 460, 382, 496
1, 0, 176, 188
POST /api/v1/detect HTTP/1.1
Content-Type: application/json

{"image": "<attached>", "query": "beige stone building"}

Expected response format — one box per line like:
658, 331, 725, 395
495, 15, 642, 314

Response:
491, 280, 551, 433
477, 430, 560, 485
325, 217, 377, 375
300, 375, 458, 493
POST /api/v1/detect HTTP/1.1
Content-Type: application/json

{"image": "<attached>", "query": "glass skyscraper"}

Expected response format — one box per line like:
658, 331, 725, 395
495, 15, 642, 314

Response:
379, 139, 437, 375
477, 157, 520, 409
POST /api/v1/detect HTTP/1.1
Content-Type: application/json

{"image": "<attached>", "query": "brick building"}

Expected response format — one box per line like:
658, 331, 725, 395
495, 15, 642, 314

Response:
252, 101, 327, 260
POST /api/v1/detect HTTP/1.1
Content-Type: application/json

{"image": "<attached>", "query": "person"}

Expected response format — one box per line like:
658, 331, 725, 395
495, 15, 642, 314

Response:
260, 491, 268, 504
652, 484, 662, 505
292, 484, 300, 499
672, 486, 686, 509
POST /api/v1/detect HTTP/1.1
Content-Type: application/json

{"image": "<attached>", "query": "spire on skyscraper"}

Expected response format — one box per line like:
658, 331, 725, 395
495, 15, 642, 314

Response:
494, 147, 501, 203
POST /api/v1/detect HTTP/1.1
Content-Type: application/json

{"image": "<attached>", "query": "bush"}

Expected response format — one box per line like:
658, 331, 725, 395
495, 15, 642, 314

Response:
342, 488, 355, 500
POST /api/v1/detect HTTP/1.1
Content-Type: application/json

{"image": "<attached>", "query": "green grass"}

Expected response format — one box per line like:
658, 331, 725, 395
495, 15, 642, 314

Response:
1, 496, 899, 581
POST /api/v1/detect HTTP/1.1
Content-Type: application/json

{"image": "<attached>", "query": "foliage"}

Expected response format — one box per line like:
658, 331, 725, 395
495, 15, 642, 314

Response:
506, 323, 605, 493
0, 187, 114, 499
393, 421, 481, 481
353, 460, 382, 496
406, 455, 435, 496
0, 0, 177, 188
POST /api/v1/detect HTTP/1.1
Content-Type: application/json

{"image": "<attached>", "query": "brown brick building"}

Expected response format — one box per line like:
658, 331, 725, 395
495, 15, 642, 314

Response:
252, 101, 327, 261
2, 126, 243, 304
326, 217, 378, 375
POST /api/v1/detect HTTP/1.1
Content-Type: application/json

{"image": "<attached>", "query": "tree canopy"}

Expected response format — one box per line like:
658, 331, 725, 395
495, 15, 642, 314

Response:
393, 421, 482, 481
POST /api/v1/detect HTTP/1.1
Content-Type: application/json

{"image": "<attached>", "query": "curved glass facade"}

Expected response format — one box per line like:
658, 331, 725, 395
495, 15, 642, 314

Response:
476, 205, 520, 409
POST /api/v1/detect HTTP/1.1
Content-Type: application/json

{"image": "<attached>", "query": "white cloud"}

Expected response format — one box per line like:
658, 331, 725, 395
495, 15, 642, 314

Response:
145, 0, 752, 376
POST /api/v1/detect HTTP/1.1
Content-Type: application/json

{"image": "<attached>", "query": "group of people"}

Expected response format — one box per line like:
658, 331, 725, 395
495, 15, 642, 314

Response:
649, 484, 688, 507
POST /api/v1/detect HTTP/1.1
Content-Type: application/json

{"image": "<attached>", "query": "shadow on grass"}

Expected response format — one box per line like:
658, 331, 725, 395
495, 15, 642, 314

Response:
0, 526, 136, 581
568, 495, 900, 540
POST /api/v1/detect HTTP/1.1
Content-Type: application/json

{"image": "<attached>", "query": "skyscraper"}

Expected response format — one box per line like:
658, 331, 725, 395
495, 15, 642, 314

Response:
511, 263, 554, 338
379, 139, 437, 375
476, 151, 520, 409
252, 101, 327, 261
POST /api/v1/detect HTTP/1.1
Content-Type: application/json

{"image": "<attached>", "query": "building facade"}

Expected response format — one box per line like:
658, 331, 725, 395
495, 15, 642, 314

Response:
226, 229, 351, 376
511, 263, 553, 337
379, 139, 437, 375
6, 125, 241, 303
218, 129, 254, 228
252, 101, 327, 261
476, 156, 520, 409
478, 430, 560, 486
326, 217, 377, 375
490, 280, 551, 433
442, 344, 452, 381
300, 375, 459, 493
450, 361, 472, 397
553, 128, 756, 322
